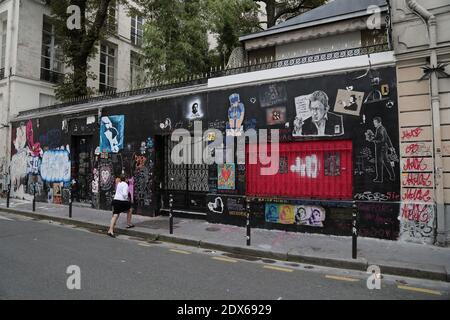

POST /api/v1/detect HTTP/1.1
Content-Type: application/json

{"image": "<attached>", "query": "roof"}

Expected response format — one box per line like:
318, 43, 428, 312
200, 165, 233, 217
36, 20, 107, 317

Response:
240, 0, 388, 42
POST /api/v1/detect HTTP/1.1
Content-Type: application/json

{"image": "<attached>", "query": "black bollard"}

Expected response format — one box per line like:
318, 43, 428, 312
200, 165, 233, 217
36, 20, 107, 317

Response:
352, 201, 358, 259
246, 200, 251, 246
169, 194, 174, 235
6, 182, 11, 208
32, 184, 36, 212
69, 188, 73, 218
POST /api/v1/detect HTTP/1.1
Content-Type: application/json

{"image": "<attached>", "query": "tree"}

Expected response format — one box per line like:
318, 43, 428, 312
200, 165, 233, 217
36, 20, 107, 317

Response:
135, 0, 210, 83
207, 0, 261, 66
255, 0, 327, 28
46, 0, 121, 100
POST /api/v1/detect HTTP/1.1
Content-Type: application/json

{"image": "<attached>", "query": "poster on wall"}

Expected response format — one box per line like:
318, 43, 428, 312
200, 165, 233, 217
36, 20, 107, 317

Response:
293, 91, 344, 137
333, 89, 365, 116
266, 107, 286, 125
265, 203, 326, 227
186, 97, 204, 120
259, 83, 287, 107
218, 163, 236, 190
100, 115, 124, 153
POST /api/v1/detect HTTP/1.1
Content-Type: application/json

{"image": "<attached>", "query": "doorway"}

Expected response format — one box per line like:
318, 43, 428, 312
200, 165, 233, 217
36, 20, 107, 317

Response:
71, 135, 94, 203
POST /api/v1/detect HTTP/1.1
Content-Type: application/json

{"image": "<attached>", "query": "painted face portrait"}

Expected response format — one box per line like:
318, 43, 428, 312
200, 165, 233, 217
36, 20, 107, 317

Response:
310, 100, 327, 123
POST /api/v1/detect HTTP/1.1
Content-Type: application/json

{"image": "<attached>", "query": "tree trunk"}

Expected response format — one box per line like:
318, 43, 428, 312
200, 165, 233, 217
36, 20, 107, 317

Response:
265, 0, 276, 28
72, 60, 88, 98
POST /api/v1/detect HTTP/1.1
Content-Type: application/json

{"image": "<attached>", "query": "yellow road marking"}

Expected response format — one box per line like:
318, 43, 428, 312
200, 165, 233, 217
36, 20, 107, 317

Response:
169, 249, 191, 255
263, 265, 294, 273
325, 275, 359, 282
212, 256, 238, 263
397, 285, 441, 296
138, 243, 153, 247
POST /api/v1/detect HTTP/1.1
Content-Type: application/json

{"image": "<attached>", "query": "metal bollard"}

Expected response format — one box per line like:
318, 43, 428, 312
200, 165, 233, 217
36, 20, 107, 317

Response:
352, 201, 358, 259
169, 194, 174, 235
6, 182, 11, 208
32, 184, 36, 212
246, 200, 251, 246
69, 187, 73, 218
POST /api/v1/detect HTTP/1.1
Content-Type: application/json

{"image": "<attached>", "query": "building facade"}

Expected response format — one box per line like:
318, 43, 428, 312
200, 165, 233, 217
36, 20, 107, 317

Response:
391, 0, 450, 245
0, 0, 146, 190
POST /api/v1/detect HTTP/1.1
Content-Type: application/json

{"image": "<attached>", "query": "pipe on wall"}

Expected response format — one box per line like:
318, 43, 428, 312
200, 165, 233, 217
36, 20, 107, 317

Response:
406, 0, 446, 246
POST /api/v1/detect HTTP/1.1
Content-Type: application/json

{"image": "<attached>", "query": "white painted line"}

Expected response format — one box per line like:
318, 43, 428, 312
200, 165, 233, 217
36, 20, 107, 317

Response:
212, 256, 238, 263
170, 249, 192, 255
0, 215, 13, 221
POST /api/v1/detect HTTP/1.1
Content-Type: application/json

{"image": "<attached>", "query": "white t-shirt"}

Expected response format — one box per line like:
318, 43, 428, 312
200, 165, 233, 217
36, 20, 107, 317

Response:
114, 181, 129, 201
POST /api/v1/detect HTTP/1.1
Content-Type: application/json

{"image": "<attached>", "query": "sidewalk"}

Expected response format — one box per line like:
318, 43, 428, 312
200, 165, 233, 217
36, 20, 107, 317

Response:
1, 197, 449, 282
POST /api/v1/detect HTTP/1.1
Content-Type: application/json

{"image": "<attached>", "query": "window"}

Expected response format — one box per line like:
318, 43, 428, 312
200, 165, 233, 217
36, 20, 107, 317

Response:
1, 19, 7, 76
246, 140, 353, 199
130, 51, 145, 89
106, 0, 118, 34
99, 43, 116, 93
131, 15, 143, 46
41, 16, 64, 83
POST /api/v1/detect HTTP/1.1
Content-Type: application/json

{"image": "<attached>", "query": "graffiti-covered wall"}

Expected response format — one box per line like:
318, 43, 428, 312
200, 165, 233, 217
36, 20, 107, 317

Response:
11, 65, 405, 241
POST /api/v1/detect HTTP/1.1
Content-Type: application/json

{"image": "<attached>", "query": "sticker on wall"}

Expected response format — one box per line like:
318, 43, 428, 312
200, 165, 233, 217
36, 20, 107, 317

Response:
333, 89, 364, 116
226, 94, 245, 137
218, 163, 235, 190
293, 91, 344, 137
99, 162, 114, 191
100, 115, 124, 153
324, 152, 341, 176
159, 118, 172, 131
186, 97, 204, 120
259, 83, 287, 107
381, 84, 389, 96
266, 107, 286, 125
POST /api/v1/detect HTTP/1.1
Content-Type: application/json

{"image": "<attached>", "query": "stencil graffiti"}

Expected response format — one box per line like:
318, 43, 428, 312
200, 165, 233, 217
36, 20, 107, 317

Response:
265, 203, 326, 227
365, 117, 397, 183
92, 168, 99, 194
186, 98, 204, 120
399, 204, 435, 244
40, 150, 71, 183
100, 115, 124, 153
290, 155, 319, 178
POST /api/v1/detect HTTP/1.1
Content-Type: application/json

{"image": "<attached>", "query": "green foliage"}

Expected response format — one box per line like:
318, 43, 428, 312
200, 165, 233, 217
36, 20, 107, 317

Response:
207, 0, 260, 65
137, 0, 210, 83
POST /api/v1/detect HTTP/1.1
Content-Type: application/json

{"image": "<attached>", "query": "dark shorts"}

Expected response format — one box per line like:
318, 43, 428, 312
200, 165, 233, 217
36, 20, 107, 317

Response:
112, 200, 131, 215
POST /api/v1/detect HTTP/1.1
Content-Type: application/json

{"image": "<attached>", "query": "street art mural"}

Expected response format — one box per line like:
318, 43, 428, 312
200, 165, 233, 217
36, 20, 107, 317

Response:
226, 94, 245, 137
293, 91, 344, 137
218, 163, 235, 190
265, 203, 326, 227
10, 66, 407, 242
100, 115, 124, 153
398, 204, 435, 244
40, 150, 71, 183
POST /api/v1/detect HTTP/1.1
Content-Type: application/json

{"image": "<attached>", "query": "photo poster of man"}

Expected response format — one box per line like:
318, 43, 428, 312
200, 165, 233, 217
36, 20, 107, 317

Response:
293, 91, 344, 137
334, 89, 365, 116
100, 115, 125, 153
186, 97, 204, 120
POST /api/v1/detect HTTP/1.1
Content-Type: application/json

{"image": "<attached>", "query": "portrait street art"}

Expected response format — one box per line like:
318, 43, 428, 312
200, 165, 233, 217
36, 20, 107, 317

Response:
226, 94, 245, 137
100, 115, 124, 153
293, 91, 344, 137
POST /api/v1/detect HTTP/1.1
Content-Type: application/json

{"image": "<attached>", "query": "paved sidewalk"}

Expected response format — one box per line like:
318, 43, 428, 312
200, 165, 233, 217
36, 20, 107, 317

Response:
1, 197, 449, 282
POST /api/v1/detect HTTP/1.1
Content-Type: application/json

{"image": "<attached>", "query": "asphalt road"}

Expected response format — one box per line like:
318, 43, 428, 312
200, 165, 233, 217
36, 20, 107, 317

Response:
0, 211, 449, 300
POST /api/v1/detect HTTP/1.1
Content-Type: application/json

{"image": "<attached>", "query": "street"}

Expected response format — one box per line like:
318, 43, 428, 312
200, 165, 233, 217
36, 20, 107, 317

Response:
0, 211, 449, 300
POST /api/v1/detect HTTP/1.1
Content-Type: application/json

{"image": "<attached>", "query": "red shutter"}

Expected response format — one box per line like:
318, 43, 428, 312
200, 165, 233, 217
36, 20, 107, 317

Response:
246, 140, 353, 200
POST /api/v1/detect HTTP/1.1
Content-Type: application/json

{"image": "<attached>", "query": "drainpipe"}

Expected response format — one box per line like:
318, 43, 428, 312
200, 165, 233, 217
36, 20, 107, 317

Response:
407, 0, 446, 246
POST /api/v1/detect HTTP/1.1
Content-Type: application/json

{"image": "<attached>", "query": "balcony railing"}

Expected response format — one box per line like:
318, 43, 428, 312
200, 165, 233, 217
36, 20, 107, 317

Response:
19, 43, 391, 118
41, 68, 65, 84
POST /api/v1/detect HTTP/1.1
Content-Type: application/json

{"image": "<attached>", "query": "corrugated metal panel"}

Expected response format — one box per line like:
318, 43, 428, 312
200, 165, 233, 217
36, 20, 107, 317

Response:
246, 140, 352, 200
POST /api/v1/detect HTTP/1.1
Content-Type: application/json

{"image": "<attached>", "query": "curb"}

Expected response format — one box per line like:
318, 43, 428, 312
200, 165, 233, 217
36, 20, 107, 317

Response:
1, 206, 449, 283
